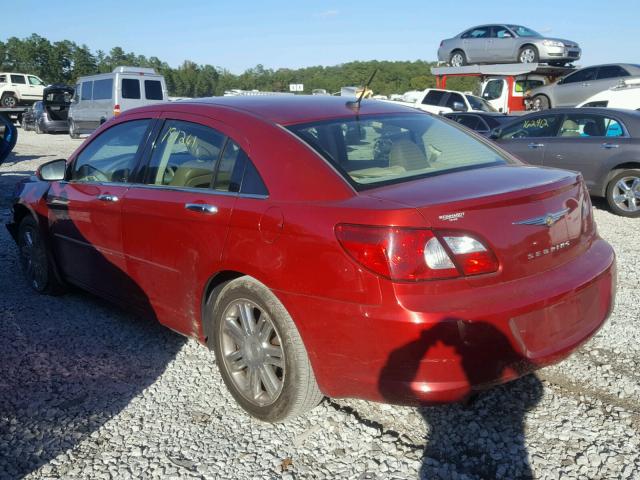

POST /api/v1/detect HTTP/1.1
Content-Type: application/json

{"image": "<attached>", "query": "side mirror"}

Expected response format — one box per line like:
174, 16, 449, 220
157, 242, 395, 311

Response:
452, 101, 466, 112
37, 158, 67, 181
489, 128, 502, 140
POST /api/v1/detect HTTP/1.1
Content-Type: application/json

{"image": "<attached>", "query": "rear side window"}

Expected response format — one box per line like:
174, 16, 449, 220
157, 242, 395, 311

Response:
93, 79, 113, 100
145, 80, 163, 100
122, 78, 141, 99
214, 140, 268, 195
500, 115, 561, 139
81, 81, 93, 101
461, 27, 489, 39
597, 66, 630, 80
455, 115, 482, 131
10, 75, 26, 84
0, 75, 6, 83
72, 119, 151, 183
562, 68, 597, 84
144, 120, 224, 189
422, 90, 446, 106
558, 114, 624, 137
288, 114, 507, 189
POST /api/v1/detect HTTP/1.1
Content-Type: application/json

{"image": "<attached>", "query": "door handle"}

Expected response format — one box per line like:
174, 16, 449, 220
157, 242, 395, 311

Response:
601, 143, 619, 149
527, 143, 544, 149
185, 203, 218, 214
581, 82, 591, 87
97, 194, 119, 202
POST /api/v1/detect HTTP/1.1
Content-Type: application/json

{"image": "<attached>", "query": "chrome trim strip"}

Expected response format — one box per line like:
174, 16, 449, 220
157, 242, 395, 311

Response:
64, 181, 269, 199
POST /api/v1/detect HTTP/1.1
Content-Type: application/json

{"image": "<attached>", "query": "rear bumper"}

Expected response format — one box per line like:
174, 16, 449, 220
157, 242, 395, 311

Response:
41, 120, 69, 132
278, 238, 615, 404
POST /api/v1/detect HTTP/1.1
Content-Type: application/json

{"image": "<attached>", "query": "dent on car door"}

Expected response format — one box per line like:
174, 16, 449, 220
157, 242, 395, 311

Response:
543, 113, 629, 194
496, 114, 562, 165
121, 115, 249, 335
46, 117, 155, 301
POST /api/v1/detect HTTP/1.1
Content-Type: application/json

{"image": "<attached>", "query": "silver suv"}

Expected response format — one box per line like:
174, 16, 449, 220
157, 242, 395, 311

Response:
527, 63, 640, 109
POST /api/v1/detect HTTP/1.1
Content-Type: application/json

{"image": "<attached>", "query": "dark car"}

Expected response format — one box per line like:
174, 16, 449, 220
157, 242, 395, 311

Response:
20, 101, 40, 131
444, 112, 515, 136
0, 112, 18, 164
491, 107, 640, 216
26, 85, 74, 134
8, 97, 615, 421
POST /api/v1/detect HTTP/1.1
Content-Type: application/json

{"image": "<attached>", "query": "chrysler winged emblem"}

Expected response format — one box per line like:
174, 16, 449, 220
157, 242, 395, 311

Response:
513, 208, 570, 227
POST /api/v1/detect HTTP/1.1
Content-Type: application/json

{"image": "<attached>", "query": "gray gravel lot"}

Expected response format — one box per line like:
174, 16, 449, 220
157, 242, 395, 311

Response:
1, 130, 639, 480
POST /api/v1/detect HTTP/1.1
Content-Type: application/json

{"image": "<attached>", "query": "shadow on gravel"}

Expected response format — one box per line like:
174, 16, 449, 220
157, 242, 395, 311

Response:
0, 212, 187, 478
379, 319, 543, 480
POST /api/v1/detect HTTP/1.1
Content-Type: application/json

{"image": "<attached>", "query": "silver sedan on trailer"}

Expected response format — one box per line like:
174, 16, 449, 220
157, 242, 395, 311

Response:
438, 25, 581, 67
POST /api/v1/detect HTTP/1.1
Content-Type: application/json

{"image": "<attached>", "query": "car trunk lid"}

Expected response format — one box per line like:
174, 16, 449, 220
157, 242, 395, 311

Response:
365, 164, 596, 281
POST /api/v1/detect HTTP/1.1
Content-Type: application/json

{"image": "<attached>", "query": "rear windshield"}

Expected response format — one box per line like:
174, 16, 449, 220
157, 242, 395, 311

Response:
288, 114, 508, 189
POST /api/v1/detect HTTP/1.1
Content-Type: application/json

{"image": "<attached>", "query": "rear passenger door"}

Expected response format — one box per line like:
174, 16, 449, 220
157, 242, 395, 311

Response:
542, 113, 629, 193
121, 112, 263, 335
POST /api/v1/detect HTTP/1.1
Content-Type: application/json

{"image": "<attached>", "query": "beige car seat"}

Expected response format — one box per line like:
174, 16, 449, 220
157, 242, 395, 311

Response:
389, 139, 428, 171
559, 119, 580, 137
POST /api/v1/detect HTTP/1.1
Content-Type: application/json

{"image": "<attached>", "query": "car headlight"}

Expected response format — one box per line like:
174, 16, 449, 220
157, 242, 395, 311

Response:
542, 40, 565, 47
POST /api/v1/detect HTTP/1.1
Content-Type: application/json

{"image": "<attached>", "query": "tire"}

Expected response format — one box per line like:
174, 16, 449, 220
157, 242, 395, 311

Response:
606, 170, 640, 217
69, 119, 80, 139
17, 216, 65, 294
0, 93, 18, 108
532, 94, 550, 110
518, 45, 539, 64
449, 50, 467, 67
207, 276, 323, 422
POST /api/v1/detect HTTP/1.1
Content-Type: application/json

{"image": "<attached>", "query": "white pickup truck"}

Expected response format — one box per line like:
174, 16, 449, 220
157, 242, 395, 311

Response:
0, 73, 46, 108
389, 88, 497, 115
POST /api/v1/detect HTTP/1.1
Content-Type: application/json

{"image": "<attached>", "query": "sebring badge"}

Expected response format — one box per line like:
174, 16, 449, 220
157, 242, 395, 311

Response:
513, 208, 570, 227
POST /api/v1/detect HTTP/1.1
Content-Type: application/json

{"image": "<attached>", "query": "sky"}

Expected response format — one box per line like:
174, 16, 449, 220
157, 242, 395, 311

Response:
6, 0, 638, 73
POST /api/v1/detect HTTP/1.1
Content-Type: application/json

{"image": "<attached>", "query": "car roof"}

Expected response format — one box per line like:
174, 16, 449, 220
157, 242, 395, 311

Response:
128, 96, 425, 126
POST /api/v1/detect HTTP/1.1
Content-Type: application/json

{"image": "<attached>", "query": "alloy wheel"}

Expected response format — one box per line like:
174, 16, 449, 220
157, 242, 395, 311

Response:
219, 299, 285, 407
611, 176, 640, 213
451, 53, 464, 67
520, 48, 536, 63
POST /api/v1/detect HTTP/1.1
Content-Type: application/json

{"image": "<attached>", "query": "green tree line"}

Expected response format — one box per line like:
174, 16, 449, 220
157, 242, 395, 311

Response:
0, 34, 477, 97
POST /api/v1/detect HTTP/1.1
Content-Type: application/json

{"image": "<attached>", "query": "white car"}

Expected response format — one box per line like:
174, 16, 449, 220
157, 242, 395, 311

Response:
578, 78, 640, 110
389, 88, 497, 115
0, 73, 46, 107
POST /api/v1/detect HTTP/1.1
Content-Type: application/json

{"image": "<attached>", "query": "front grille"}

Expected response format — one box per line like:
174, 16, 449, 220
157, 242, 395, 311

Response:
568, 51, 579, 58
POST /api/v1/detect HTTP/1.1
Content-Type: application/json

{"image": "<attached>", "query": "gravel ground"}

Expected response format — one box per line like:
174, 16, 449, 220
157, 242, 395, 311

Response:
0, 130, 639, 480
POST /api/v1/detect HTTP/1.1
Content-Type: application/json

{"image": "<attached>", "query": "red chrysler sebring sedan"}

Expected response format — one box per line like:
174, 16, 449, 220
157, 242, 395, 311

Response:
8, 96, 615, 421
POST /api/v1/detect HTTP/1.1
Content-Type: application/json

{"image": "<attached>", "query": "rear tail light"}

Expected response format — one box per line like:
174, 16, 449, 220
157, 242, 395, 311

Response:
113, 104, 121, 116
335, 224, 498, 282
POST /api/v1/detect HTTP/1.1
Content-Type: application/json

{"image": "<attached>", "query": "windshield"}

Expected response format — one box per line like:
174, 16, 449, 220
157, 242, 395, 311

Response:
507, 25, 542, 37
288, 114, 508, 189
466, 95, 497, 112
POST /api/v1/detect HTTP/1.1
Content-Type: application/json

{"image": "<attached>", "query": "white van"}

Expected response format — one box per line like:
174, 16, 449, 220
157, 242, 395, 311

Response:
68, 66, 168, 138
